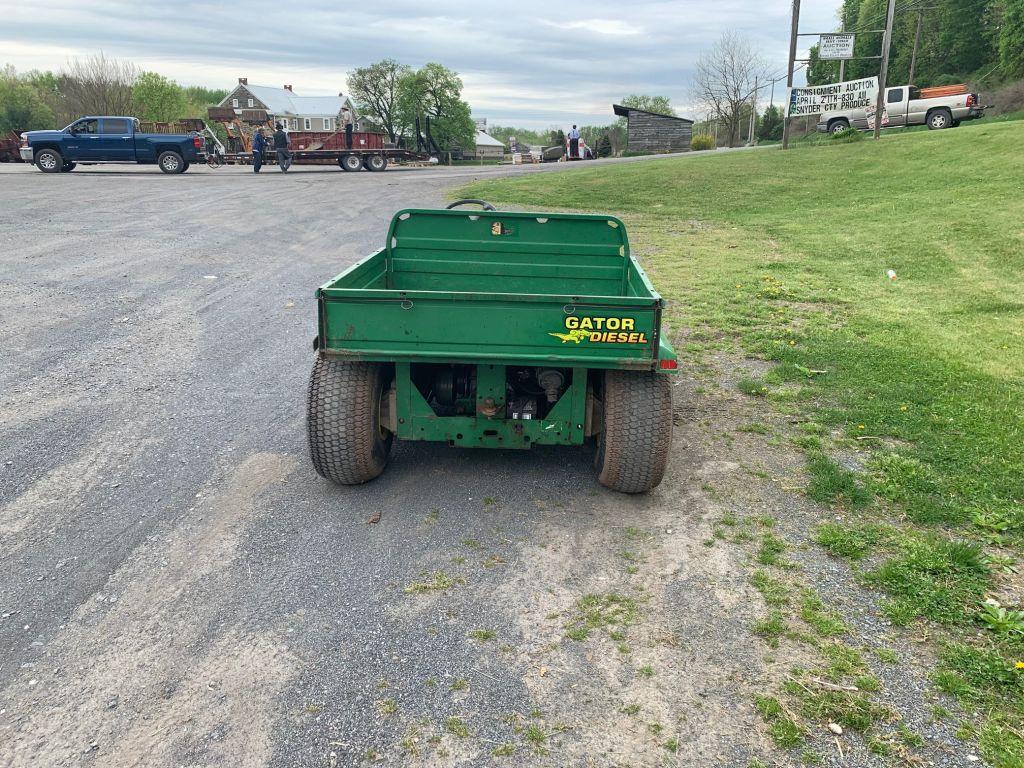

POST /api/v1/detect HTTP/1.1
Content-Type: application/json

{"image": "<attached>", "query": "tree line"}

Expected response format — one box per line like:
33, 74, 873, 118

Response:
0, 54, 227, 134
807, 0, 1024, 86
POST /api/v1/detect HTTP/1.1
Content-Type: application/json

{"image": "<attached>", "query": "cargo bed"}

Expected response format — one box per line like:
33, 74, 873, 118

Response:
316, 208, 671, 370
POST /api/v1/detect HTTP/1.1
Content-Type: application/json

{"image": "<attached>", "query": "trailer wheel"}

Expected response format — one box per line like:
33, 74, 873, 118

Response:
307, 358, 393, 485
340, 154, 363, 172
35, 148, 63, 173
364, 154, 388, 172
158, 151, 184, 174
595, 370, 673, 494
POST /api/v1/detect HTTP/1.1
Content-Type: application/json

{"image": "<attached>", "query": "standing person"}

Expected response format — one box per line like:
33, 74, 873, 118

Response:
340, 106, 354, 149
251, 127, 266, 173
568, 124, 581, 159
273, 122, 291, 172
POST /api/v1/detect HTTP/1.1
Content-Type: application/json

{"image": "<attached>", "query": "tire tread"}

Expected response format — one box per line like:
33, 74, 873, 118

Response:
596, 370, 673, 493
307, 358, 392, 484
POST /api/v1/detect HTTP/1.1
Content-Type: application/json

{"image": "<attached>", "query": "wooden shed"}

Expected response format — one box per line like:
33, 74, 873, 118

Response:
612, 104, 694, 153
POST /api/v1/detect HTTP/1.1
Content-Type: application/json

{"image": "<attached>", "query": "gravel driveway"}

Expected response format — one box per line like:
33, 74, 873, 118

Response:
0, 160, 969, 768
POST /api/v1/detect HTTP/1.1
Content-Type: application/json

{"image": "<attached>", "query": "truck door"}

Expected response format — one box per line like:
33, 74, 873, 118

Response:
97, 118, 134, 160
66, 118, 101, 159
885, 87, 907, 127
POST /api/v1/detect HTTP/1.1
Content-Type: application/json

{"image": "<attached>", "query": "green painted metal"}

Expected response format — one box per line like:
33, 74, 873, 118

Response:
316, 208, 677, 370
394, 362, 589, 448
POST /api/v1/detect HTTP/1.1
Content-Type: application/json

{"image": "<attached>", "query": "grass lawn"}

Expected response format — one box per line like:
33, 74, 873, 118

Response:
461, 121, 1024, 765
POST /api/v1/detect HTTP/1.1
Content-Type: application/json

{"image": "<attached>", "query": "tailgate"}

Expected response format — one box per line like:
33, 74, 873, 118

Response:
318, 286, 662, 369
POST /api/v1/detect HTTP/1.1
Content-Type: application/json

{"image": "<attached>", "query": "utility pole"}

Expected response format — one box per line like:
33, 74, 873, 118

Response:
873, 0, 897, 140
908, 8, 925, 84
838, 20, 847, 81
781, 0, 801, 149
748, 76, 759, 144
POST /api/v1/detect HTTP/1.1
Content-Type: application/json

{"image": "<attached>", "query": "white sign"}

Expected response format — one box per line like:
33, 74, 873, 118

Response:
865, 102, 890, 129
819, 33, 856, 60
786, 77, 878, 117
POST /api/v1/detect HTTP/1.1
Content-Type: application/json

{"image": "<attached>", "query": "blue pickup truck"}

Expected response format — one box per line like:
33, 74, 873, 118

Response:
20, 116, 206, 174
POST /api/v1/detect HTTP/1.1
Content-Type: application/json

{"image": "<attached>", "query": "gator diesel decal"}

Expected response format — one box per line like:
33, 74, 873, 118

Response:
548, 316, 649, 344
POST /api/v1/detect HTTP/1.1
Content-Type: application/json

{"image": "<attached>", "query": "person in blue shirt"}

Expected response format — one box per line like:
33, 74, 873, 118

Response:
251, 127, 266, 173
568, 125, 581, 159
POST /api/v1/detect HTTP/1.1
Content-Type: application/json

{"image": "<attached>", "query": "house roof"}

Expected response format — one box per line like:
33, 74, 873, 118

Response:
223, 84, 351, 117
474, 130, 505, 147
612, 104, 694, 123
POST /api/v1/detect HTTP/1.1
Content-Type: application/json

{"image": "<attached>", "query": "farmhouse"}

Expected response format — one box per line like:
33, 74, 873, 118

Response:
218, 78, 359, 132
612, 104, 694, 153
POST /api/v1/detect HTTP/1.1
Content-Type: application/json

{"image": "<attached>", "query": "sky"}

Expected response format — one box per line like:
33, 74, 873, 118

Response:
2, 0, 842, 130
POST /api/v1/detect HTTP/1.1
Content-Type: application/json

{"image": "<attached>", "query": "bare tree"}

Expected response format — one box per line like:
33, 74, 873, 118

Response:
57, 54, 138, 123
692, 32, 767, 147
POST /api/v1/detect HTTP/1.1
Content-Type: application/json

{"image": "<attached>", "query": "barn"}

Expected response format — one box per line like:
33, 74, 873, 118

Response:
472, 130, 506, 159
612, 104, 694, 154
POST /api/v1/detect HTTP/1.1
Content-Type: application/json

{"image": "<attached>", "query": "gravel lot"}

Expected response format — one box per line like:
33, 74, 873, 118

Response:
0, 160, 974, 768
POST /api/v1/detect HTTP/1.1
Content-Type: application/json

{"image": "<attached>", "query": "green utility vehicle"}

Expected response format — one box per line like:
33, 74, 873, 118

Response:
307, 201, 678, 493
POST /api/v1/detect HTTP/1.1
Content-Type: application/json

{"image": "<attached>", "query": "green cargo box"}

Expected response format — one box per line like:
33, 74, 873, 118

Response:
307, 202, 678, 494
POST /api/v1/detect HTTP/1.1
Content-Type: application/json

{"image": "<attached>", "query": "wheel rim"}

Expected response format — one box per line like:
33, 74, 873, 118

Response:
163, 156, 179, 171
344, 155, 361, 171
933, 115, 946, 127
40, 153, 57, 170
370, 157, 385, 170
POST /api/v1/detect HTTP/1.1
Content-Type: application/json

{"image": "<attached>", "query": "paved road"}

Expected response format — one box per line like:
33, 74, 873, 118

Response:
1, 160, 770, 768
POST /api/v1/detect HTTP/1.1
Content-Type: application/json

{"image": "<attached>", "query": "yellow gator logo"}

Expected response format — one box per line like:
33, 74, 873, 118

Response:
549, 317, 649, 344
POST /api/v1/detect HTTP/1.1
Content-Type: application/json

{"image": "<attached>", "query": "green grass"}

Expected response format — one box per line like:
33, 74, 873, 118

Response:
564, 592, 642, 642
444, 716, 470, 738
462, 123, 1024, 765
754, 695, 805, 748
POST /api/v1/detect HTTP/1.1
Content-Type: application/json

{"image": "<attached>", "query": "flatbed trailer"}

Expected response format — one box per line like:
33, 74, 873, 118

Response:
305, 200, 679, 494
221, 147, 430, 170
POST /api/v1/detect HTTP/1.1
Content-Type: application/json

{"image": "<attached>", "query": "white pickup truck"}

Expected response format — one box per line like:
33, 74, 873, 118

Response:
817, 85, 986, 134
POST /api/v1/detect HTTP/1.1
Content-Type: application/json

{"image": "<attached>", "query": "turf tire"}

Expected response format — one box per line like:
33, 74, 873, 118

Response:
595, 370, 673, 493
307, 358, 393, 485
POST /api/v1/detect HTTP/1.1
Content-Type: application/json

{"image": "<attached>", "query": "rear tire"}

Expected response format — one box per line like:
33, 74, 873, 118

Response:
927, 109, 952, 130
158, 151, 184, 174
595, 370, 673, 493
307, 358, 393, 485
340, 154, 363, 172
35, 149, 62, 173
828, 119, 850, 135
364, 154, 388, 172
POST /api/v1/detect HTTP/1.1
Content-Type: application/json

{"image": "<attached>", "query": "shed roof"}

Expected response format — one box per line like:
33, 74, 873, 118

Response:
474, 130, 505, 147
612, 104, 694, 123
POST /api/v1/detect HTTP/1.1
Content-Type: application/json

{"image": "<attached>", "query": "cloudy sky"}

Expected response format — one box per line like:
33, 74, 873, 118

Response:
3, 0, 842, 129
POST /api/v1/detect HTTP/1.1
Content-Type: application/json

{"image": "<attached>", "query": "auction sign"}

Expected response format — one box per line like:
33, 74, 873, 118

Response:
786, 77, 878, 117
819, 33, 856, 59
